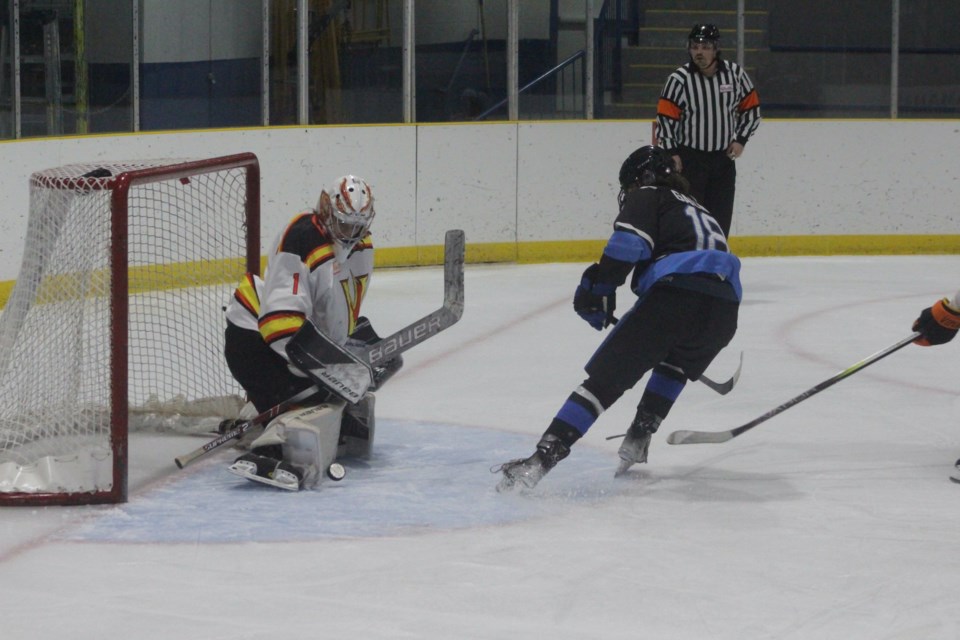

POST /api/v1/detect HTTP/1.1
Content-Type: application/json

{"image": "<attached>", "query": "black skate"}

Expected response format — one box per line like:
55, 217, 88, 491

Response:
952, 458, 960, 485
228, 450, 304, 491
615, 409, 662, 477
496, 434, 570, 492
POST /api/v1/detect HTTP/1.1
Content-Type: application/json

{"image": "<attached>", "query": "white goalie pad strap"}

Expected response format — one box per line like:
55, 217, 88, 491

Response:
249, 421, 285, 449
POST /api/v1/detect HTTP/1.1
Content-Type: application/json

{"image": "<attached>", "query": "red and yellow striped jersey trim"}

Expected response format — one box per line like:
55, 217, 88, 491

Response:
351, 234, 373, 254
233, 273, 260, 318
341, 273, 369, 334
259, 310, 305, 345
305, 243, 335, 270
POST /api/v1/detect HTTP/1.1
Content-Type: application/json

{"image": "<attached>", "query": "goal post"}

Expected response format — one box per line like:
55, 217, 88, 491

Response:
0, 153, 260, 506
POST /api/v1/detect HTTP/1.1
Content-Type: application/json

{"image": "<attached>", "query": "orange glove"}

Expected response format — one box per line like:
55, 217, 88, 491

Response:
913, 298, 960, 346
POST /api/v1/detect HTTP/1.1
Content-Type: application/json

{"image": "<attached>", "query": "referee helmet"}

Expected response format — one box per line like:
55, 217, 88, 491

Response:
688, 24, 720, 45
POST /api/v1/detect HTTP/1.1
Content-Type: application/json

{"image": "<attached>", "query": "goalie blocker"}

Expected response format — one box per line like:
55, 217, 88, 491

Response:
287, 229, 465, 404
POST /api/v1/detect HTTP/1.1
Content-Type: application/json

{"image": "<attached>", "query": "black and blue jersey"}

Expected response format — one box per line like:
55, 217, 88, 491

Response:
597, 185, 742, 301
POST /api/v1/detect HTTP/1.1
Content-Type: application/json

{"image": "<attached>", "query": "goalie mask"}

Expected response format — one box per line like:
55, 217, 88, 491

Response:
318, 175, 375, 250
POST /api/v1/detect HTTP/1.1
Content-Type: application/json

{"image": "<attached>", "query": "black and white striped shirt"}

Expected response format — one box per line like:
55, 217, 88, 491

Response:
656, 58, 761, 152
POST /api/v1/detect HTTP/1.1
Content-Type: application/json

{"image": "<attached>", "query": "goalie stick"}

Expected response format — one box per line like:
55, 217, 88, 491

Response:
174, 385, 320, 469
666, 332, 920, 446
286, 228, 465, 404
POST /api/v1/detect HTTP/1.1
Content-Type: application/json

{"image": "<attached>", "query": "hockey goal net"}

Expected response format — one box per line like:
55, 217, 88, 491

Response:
0, 153, 260, 505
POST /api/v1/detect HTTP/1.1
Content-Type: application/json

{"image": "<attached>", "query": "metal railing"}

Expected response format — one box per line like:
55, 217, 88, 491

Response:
473, 49, 587, 121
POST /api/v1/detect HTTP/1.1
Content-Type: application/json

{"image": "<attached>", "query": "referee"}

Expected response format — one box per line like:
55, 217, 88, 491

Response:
655, 24, 761, 236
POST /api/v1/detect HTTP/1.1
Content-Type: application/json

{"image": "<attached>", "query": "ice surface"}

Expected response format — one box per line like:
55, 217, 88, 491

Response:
1, 256, 959, 639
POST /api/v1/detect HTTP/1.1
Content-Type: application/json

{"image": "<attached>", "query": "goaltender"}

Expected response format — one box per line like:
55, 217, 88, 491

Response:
223, 175, 398, 490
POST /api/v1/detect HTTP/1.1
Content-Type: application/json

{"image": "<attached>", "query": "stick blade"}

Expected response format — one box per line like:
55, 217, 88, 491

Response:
666, 429, 735, 445
443, 229, 465, 319
699, 351, 743, 395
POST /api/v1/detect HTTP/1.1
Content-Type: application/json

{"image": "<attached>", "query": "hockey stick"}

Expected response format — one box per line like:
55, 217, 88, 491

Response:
608, 316, 741, 396
699, 351, 743, 395
604, 351, 746, 442
174, 385, 321, 469
286, 229, 465, 404
666, 332, 920, 445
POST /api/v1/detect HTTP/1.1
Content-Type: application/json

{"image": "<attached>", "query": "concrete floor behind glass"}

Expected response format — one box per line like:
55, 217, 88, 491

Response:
2, 255, 959, 640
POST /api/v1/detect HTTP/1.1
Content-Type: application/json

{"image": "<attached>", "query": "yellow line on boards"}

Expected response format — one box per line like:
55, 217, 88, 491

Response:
0, 235, 956, 309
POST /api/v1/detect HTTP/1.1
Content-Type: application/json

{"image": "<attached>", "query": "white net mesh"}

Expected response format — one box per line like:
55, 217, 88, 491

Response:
0, 158, 254, 497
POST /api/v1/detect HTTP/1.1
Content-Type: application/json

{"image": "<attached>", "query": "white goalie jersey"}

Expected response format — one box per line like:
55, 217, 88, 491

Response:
225, 210, 374, 360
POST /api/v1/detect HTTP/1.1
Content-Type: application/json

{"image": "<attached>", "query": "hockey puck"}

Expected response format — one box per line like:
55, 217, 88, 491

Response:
327, 463, 346, 481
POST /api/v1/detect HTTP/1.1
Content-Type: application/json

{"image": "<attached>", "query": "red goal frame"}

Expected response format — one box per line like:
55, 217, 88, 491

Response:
1, 153, 260, 506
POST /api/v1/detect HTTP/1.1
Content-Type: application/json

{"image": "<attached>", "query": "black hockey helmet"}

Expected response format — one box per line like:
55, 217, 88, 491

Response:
619, 145, 675, 190
688, 24, 720, 44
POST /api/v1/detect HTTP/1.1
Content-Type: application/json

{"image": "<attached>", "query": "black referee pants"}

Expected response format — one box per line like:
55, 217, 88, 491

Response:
677, 147, 737, 237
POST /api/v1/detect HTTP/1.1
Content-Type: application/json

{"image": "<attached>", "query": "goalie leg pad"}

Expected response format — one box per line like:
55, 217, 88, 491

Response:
281, 403, 347, 488
245, 402, 346, 489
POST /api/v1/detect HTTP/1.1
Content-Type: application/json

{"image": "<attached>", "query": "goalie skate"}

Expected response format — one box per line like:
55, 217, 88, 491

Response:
228, 453, 303, 491
951, 459, 960, 485
227, 403, 346, 491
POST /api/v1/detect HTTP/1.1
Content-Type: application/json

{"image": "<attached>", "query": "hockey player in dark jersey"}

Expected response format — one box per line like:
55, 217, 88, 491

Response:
497, 145, 742, 491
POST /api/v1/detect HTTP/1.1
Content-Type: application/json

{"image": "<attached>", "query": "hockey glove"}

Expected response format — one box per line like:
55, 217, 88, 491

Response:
347, 316, 404, 389
573, 263, 617, 331
349, 316, 379, 346
913, 298, 960, 346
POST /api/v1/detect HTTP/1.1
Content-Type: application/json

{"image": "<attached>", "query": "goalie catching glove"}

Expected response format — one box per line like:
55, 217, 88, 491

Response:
574, 263, 617, 331
913, 294, 960, 346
